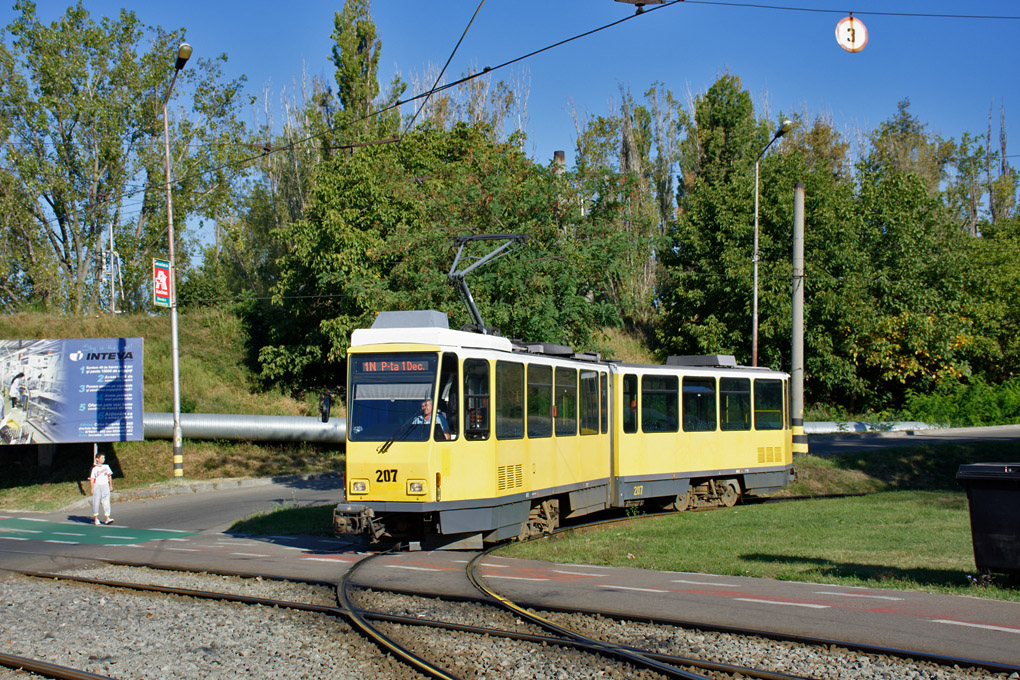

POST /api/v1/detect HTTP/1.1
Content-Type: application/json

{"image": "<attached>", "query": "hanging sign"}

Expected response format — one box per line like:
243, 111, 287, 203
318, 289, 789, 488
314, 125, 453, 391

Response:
835, 15, 868, 53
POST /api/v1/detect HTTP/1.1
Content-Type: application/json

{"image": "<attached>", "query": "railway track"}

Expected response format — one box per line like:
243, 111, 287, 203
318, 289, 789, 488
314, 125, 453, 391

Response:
1, 560, 1015, 680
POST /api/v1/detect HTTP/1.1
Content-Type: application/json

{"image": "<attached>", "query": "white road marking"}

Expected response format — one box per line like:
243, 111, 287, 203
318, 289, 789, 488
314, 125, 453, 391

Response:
230, 553, 269, 557
483, 575, 549, 582
672, 579, 740, 587
552, 570, 605, 577
302, 556, 355, 563
932, 620, 1020, 634
386, 565, 443, 572
0, 536, 28, 541
165, 538, 190, 542
103, 535, 135, 539
814, 591, 903, 601
736, 598, 829, 609
43, 540, 78, 545
20, 518, 48, 522
6, 529, 41, 534
167, 547, 201, 552
150, 529, 193, 533
601, 585, 669, 593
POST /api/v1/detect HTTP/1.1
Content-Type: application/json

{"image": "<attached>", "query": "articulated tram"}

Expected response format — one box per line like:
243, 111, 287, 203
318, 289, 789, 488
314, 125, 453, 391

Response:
334, 310, 795, 549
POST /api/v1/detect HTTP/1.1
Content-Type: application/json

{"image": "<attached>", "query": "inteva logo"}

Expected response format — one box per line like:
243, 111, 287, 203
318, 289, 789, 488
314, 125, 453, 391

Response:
68, 350, 133, 361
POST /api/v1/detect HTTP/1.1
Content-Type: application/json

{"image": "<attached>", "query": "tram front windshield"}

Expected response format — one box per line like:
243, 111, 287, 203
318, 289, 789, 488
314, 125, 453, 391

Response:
348, 352, 438, 442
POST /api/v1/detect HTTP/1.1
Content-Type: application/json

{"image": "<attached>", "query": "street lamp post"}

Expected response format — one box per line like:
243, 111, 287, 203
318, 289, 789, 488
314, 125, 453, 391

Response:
752, 118, 793, 367
162, 42, 191, 478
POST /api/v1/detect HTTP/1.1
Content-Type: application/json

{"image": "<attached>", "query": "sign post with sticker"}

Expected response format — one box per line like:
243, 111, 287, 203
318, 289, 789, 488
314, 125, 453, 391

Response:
153, 258, 171, 308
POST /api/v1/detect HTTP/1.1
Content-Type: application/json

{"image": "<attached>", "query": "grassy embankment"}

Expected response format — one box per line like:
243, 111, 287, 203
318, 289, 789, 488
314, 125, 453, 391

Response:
0, 309, 344, 511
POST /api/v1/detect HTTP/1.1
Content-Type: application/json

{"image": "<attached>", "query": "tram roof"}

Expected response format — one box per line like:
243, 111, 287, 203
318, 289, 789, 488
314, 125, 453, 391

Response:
351, 310, 514, 352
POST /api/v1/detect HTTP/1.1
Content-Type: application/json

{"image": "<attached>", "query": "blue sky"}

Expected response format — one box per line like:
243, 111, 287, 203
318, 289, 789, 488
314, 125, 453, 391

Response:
6, 1, 1020, 168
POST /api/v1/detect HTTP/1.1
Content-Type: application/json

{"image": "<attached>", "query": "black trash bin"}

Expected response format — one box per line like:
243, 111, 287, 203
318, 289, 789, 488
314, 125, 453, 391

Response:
956, 463, 1020, 582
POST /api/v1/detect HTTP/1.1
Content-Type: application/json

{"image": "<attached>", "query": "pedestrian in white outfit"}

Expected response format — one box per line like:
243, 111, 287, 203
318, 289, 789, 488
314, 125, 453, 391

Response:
9, 373, 23, 409
89, 454, 114, 525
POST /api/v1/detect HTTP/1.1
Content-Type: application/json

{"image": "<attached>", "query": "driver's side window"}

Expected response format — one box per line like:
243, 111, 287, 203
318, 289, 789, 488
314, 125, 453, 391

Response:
437, 353, 459, 441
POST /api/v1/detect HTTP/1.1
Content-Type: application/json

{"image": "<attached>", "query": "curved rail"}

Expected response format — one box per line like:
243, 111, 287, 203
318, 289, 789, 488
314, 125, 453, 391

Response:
338, 550, 462, 680
466, 546, 711, 680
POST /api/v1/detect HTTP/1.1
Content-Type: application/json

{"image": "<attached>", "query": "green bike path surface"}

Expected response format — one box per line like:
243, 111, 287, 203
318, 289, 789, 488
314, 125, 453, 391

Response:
0, 515, 196, 546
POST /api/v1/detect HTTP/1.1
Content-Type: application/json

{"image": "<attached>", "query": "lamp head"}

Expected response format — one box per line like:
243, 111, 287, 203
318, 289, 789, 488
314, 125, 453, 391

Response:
175, 43, 192, 71
776, 119, 794, 138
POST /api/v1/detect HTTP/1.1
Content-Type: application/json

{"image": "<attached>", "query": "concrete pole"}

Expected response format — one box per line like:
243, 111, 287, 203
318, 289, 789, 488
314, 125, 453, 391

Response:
752, 159, 761, 366
792, 182, 808, 456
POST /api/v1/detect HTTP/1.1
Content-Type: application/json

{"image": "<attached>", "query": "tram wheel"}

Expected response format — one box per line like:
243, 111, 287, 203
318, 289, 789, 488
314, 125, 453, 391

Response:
671, 491, 691, 512
719, 480, 740, 508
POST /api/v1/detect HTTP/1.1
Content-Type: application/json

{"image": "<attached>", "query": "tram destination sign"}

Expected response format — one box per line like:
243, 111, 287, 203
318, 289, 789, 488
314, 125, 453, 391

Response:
1, 338, 144, 445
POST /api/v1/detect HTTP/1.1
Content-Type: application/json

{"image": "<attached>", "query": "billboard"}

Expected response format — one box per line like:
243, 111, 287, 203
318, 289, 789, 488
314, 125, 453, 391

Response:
1, 338, 143, 445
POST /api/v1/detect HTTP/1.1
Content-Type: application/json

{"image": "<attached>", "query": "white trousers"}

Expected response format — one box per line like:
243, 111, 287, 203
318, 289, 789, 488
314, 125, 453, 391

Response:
92, 484, 111, 518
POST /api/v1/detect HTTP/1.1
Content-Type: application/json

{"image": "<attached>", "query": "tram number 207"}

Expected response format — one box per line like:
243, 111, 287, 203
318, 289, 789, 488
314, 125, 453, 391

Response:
376, 469, 398, 483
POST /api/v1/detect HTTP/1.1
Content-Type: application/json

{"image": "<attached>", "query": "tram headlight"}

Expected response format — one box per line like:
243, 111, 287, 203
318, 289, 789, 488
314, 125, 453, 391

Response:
406, 479, 426, 495
350, 479, 369, 494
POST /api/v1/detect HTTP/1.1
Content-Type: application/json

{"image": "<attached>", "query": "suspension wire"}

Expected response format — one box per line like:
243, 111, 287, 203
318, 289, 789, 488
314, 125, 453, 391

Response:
404, 0, 486, 135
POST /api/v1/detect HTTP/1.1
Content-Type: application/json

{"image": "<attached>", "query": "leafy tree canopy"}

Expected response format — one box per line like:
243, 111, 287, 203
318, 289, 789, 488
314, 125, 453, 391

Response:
251, 123, 641, 391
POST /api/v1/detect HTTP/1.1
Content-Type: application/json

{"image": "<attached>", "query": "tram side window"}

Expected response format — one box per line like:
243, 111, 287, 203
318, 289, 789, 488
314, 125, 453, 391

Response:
785, 380, 791, 429
463, 359, 490, 440
496, 361, 524, 440
579, 370, 599, 435
623, 374, 638, 434
720, 377, 751, 431
753, 378, 784, 430
554, 367, 577, 436
682, 377, 717, 432
600, 372, 608, 434
642, 375, 678, 433
527, 364, 552, 438
437, 353, 460, 440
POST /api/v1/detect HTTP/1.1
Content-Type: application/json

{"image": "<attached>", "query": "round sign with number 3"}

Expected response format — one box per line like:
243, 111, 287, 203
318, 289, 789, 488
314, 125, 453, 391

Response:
835, 15, 868, 53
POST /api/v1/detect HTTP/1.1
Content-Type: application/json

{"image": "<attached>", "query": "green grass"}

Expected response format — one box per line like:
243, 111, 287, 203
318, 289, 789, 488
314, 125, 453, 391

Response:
500, 491, 1020, 597
497, 445, 1020, 600
229, 503, 335, 536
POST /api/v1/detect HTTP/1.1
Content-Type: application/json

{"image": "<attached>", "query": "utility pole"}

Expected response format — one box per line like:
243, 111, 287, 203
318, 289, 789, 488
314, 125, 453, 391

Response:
791, 183, 808, 456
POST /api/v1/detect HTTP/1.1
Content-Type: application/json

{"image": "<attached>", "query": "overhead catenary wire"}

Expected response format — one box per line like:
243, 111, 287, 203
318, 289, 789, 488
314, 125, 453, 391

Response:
404, 0, 486, 135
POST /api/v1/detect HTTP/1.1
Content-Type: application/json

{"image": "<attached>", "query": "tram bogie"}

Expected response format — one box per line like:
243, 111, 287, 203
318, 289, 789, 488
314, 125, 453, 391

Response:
334, 310, 795, 548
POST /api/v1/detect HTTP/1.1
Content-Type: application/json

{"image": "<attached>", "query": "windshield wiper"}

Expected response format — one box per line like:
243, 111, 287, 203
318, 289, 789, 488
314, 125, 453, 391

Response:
377, 409, 425, 454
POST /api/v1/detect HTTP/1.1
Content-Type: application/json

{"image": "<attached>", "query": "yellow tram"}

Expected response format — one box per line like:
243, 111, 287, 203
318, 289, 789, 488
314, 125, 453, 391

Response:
334, 310, 795, 549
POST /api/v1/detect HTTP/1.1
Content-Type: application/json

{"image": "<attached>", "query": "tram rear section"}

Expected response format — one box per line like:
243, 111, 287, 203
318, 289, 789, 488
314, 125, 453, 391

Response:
335, 310, 794, 548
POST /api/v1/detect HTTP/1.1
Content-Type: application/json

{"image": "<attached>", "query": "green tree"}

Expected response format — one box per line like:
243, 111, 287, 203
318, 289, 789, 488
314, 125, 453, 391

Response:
0, 1, 249, 314
658, 74, 764, 360
862, 99, 952, 196
330, 0, 403, 142
253, 123, 633, 391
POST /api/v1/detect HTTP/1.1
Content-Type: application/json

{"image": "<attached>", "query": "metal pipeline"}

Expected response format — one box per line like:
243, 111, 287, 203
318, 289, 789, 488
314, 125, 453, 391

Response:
143, 412, 346, 444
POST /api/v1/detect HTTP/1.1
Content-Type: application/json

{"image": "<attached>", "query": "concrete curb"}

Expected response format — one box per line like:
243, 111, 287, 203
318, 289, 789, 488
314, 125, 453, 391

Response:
63, 471, 342, 511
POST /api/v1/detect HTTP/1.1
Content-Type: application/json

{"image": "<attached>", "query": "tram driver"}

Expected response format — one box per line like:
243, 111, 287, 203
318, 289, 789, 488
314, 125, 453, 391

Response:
413, 398, 451, 440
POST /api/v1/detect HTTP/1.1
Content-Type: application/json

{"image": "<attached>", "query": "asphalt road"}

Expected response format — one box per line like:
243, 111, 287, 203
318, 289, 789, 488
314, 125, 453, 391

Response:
806, 424, 1020, 456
